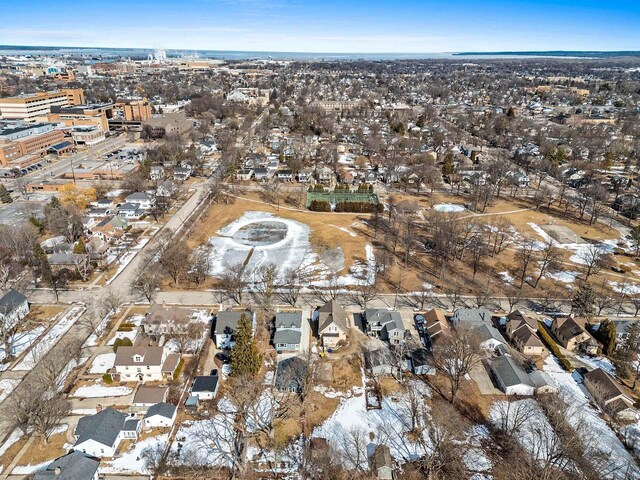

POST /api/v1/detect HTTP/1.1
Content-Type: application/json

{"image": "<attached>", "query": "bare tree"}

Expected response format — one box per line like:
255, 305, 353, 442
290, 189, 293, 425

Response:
580, 244, 612, 280
188, 248, 211, 285
430, 329, 481, 403
219, 262, 247, 304
131, 266, 160, 302
533, 238, 562, 287
515, 237, 538, 288
280, 266, 307, 306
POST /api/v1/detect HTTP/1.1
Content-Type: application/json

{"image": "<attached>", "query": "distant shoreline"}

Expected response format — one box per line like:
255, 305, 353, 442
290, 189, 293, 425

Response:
1, 45, 640, 60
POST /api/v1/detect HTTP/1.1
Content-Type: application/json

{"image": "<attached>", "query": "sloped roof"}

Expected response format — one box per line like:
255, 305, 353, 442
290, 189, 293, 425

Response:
144, 402, 177, 420
34, 451, 100, 480
491, 355, 533, 388
584, 367, 629, 403
0, 289, 27, 315
75, 408, 128, 448
275, 311, 302, 329
273, 329, 302, 345
365, 309, 404, 332
214, 311, 252, 335
512, 326, 544, 348
554, 316, 586, 340
318, 300, 349, 333
114, 346, 165, 367
192, 375, 218, 393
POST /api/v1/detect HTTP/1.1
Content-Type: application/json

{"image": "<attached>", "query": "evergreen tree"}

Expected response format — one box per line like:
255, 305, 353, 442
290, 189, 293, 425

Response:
572, 282, 595, 318
230, 314, 262, 378
73, 237, 86, 254
596, 319, 617, 355
0, 184, 12, 204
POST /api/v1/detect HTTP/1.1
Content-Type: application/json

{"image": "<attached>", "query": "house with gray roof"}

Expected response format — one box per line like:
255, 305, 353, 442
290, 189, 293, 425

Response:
490, 355, 535, 396
191, 374, 219, 400
213, 310, 255, 348
273, 311, 303, 352
34, 451, 100, 480
365, 309, 406, 345
318, 300, 350, 349
143, 402, 177, 429
74, 407, 140, 458
0, 289, 28, 329
125, 191, 154, 209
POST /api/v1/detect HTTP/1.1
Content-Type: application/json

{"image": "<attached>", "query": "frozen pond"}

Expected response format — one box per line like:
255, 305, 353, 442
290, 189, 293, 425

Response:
232, 220, 289, 247
433, 203, 465, 213
209, 212, 312, 282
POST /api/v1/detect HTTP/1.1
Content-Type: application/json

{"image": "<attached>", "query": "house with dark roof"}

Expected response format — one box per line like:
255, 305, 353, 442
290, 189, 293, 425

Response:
423, 308, 446, 340
490, 355, 535, 396
551, 316, 597, 354
583, 368, 637, 421
275, 356, 309, 393
273, 311, 303, 352
143, 402, 177, 429
34, 451, 100, 480
363, 347, 395, 376
0, 289, 28, 329
74, 407, 140, 458
407, 347, 435, 376
213, 310, 254, 348
318, 300, 350, 348
111, 345, 180, 383
190, 374, 219, 400
365, 309, 406, 345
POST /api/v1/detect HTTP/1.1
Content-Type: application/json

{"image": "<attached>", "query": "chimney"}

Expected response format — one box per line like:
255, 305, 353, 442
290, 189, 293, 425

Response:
54, 467, 61, 475
96, 404, 102, 413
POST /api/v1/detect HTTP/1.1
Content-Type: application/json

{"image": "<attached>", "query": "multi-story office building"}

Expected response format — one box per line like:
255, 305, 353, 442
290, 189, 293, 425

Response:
0, 88, 85, 120
0, 123, 68, 166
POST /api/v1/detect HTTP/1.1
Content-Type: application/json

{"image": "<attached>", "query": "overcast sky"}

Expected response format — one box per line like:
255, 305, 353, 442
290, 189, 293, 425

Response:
0, 0, 639, 53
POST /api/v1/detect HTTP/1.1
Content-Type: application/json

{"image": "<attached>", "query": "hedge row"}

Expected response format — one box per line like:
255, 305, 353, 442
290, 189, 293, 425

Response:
537, 321, 573, 371
334, 201, 383, 213
309, 200, 331, 211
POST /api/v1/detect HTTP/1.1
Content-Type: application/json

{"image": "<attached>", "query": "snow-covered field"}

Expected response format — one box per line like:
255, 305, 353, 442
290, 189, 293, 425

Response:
14, 305, 85, 371
0, 378, 19, 403
102, 434, 169, 473
542, 356, 640, 479
71, 382, 132, 398
88, 353, 116, 374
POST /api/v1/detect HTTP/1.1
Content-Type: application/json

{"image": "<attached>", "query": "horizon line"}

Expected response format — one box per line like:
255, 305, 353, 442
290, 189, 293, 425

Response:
2, 44, 640, 56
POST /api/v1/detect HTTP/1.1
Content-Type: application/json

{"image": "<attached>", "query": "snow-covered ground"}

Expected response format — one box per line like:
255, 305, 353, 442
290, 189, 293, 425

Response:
106, 237, 151, 286
490, 399, 557, 462
12, 462, 49, 475
499, 271, 514, 284
208, 212, 376, 288
313, 379, 431, 468
433, 203, 465, 213
542, 356, 640, 479
0, 378, 19, 403
102, 433, 169, 473
0, 325, 46, 370
71, 381, 132, 398
574, 355, 616, 376
528, 223, 616, 266
609, 281, 640, 295
546, 270, 580, 284
14, 305, 85, 371
88, 353, 116, 374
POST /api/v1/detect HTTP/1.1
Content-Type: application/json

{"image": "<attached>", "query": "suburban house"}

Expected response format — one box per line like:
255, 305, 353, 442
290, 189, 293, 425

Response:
423, 308, 446, 340
551, 316, 597, 354
583, 368, 637, 421
213, 310, 255, 349
116, 202, 145, 219
74, 408, 141, 458
407, 347, 435, 375
141, 302, 194, 341
0, 289, 29, 329
236, 168, 253, 181
131, 386, 168, 412
150, 165, 164, 181
273, 311, 303, 352
317, 300, 350, 348
369, 444, 394, 480
190, 374, 219, 400
365, 309, 406, 345
297, 167, 313, 183
452, 307, 505, 350
505, 311, 545, 356
490, 355, 535, 396
91, 216, 128, 244
316, 166, 334, 184
276, 169, 294, 181
34, 451, 100, 480
275, 356, 308, 393
111, 345, 180, 383
143, 402, 177, 429
613, 320, 637, 349
363, 347, 395, 376
173, 166, 192, 182
253, 167, 270, 181
125, 192, 155, 210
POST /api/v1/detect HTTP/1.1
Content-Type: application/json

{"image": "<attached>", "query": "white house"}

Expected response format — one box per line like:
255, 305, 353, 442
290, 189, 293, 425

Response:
124, 192, 155, 210
190, 374, 219, 400
74, 408, 140, 458
213, 311, 255, 349
0, 290, 29, 329
143, 402, 177, 429
111, 346, 180, 383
